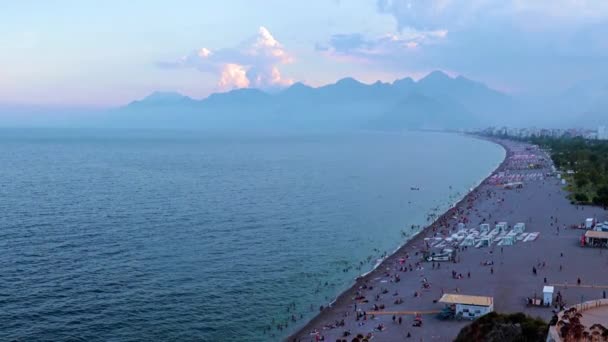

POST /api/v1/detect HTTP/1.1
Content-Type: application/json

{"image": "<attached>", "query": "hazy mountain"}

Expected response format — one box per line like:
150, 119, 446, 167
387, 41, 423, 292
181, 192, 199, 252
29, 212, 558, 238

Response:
126, 91, 199, 109
416, 71, 515, 125
370, 92, 476, 130
3, 71, 605, 130
100, 71, 517, 131
530, 77, 608, 128
564, 81, 608, 127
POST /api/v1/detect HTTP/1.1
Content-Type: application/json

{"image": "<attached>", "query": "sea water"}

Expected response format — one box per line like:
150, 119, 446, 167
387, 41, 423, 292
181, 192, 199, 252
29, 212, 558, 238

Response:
0, 129, 504, 341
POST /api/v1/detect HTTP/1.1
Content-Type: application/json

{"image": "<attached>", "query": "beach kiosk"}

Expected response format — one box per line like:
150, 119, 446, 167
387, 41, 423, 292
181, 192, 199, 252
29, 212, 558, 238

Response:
479, 223, 490, 233
543, 286, 554, 306
583, 230, 608, 248
460, 235, 476, 247
496, 222, 508, 233
438, 294, 494, 320
513, 223, 526, 233
476, 236, 492, 248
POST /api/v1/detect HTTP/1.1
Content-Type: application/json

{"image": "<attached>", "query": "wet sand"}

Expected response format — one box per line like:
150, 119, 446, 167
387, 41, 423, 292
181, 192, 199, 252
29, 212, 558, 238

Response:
288, 137, 608, 342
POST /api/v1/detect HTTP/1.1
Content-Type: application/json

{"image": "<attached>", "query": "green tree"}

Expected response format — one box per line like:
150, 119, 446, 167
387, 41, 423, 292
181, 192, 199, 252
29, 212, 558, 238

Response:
594, 186, 608, 209
574, 193, 589, 203
455, 312, 548, 342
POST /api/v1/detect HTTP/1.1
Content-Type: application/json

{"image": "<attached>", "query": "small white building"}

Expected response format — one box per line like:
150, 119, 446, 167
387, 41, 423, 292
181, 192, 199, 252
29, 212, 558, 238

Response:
583, 230, 608, 248
543, 286, 554, 306
476, 236, 493, 248
439, 294, 494, 319
513, 223, 526, 233
460, 236, 476, 247
496, 222, 508, 233
480, 223, 490, 233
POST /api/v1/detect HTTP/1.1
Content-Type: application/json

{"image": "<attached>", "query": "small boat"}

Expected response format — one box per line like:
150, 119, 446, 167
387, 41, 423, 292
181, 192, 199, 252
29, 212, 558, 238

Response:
411, 187, 420, 191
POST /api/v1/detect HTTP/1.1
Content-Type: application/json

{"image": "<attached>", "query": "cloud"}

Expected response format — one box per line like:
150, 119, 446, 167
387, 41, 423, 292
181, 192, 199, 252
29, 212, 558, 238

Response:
316, 0, 608, 92
316, 29, 447, 66
219, 64, 249, 89
159, 27, 293, 91
376, 0, 608, 31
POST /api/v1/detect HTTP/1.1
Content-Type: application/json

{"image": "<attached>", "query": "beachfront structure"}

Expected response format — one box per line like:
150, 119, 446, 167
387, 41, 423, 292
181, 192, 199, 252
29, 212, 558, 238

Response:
543, 286, 554, 306
438, 294, 494, 320
503, 182, 523, 189
424, 248, 456, 262
582, 230, 608, 248
479, 223, 490, 233
460, 236, 476, 247
476, 236, 492, 248
513, 223, 526, 233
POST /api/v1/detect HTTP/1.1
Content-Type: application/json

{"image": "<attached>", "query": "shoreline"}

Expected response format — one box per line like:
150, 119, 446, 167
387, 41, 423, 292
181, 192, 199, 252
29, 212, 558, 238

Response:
287, 134, 509, 341
289, 135, 608, 342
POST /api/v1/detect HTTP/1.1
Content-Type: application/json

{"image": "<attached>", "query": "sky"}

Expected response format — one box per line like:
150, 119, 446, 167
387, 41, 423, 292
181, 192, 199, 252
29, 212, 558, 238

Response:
2, 0, 608, 107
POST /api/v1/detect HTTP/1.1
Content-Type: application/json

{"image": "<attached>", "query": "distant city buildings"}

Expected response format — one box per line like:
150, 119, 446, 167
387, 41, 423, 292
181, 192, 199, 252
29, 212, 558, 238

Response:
598, 126, 607, 140
479, 125, 608, 141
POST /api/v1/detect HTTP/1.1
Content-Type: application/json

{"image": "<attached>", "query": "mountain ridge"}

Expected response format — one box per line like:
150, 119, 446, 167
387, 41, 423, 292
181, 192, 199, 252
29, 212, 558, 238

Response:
111, 71, 516, 130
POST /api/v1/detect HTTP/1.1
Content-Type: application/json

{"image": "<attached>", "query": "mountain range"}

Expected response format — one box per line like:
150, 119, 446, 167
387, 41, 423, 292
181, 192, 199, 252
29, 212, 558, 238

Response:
5, 71, 604, 130
105, 71, 518, 131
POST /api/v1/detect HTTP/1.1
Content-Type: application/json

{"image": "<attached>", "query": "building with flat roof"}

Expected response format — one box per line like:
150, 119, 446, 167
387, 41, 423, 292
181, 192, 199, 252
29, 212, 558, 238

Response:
438, 294, 494, 319
583, 230, 608, 248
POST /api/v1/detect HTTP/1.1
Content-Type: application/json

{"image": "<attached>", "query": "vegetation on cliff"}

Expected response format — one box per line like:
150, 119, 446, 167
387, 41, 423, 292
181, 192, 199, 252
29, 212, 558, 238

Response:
455, 312, 548, 342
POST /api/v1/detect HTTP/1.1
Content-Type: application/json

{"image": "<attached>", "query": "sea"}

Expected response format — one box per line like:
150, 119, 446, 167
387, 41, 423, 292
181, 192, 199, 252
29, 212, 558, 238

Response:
0, 129, 505, 341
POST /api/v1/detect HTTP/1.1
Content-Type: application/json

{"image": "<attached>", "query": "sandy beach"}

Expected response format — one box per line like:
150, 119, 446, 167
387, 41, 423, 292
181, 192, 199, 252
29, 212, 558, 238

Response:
288, 137, 608, 342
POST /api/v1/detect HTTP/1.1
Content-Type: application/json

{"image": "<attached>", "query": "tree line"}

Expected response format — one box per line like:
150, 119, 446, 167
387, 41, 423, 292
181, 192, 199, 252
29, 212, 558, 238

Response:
528, 136, 608, 208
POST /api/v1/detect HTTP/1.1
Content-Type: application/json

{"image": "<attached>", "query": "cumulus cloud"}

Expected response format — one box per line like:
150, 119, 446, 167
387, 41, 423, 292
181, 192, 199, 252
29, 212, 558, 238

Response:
159, 26, 293, 91
219, 64, 249, 89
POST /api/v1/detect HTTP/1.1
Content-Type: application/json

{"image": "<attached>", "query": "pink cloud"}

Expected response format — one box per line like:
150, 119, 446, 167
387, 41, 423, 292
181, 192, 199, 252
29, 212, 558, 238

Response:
219, 64, 250, 90
159, 26, 293, 91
